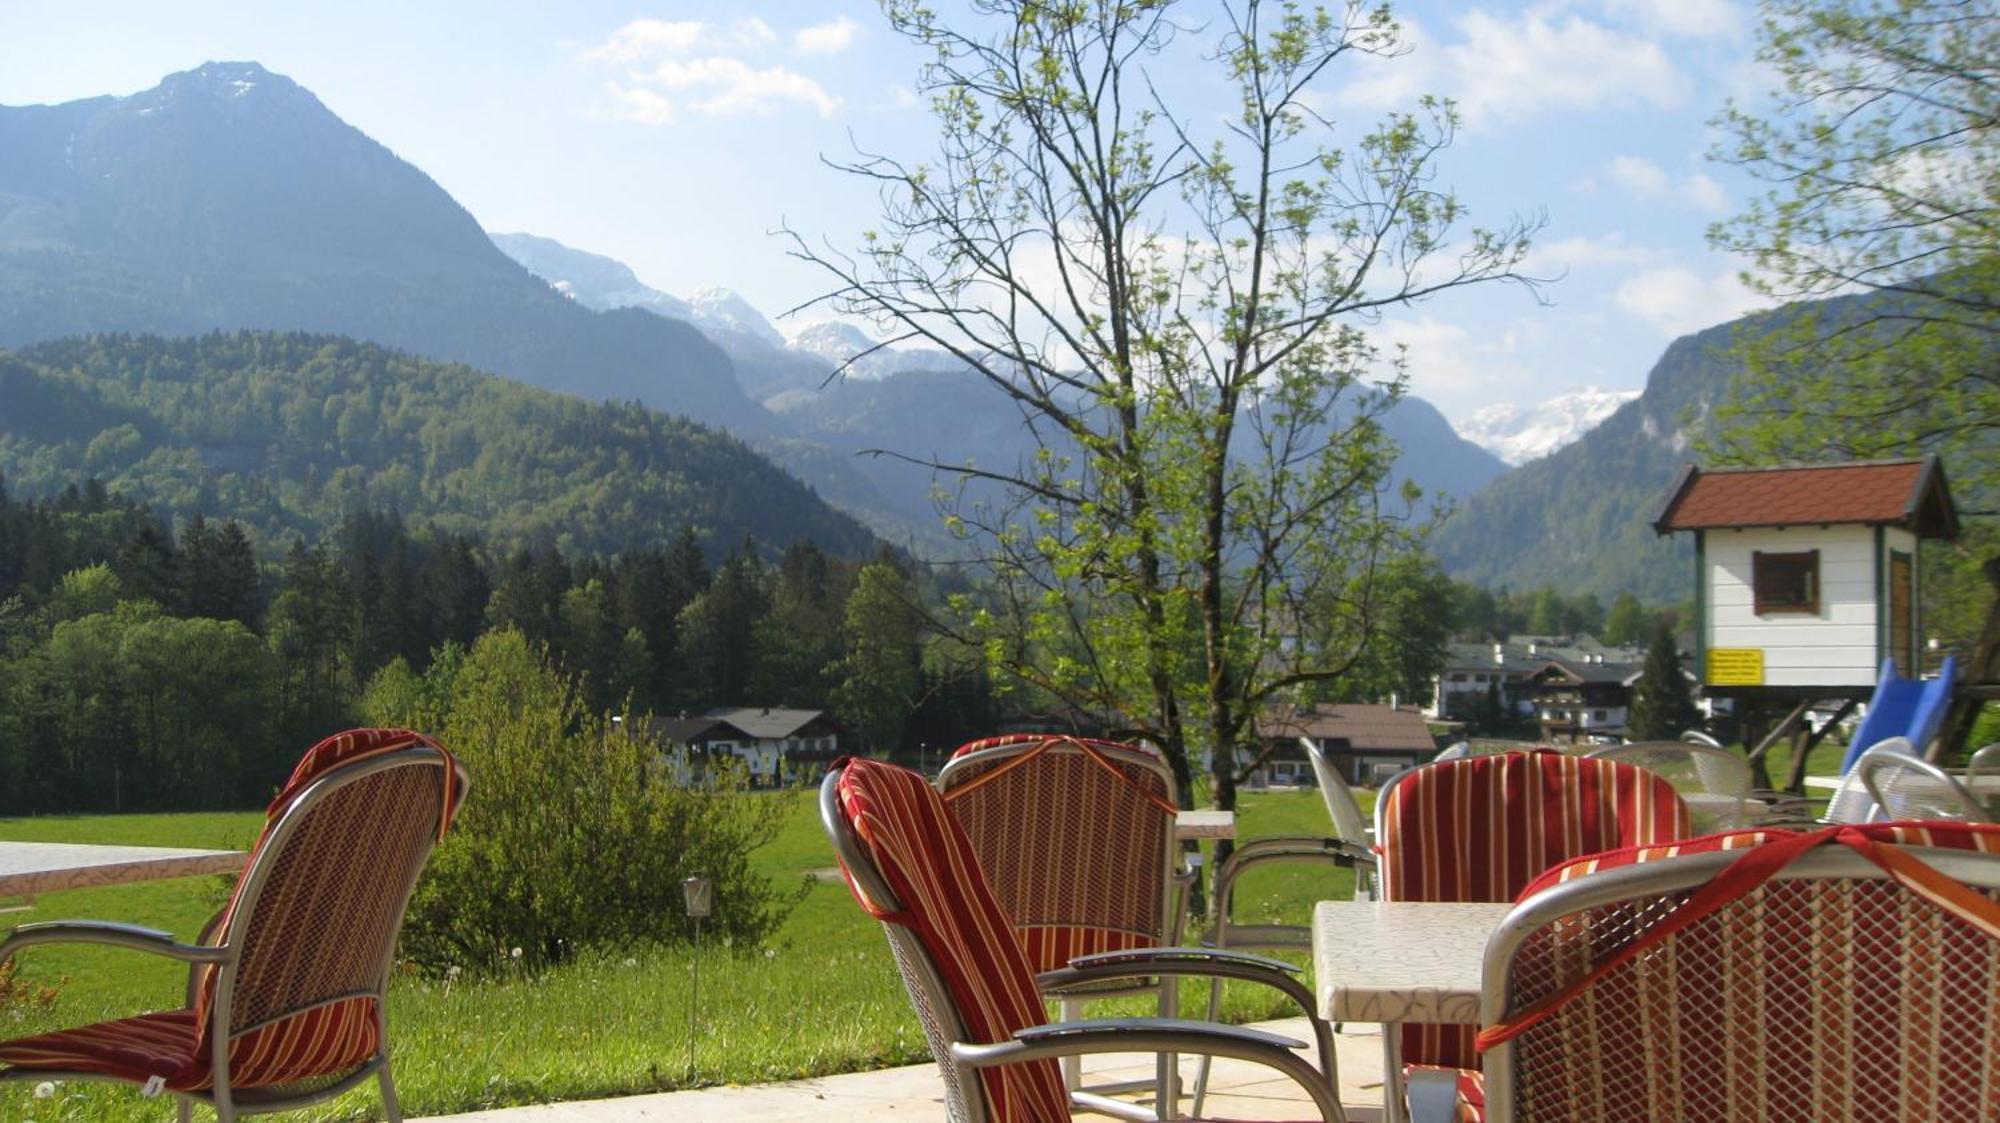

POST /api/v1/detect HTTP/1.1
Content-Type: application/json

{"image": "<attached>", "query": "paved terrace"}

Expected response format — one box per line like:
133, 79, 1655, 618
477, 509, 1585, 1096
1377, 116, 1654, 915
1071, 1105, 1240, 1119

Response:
417, 1018, 1386, 1122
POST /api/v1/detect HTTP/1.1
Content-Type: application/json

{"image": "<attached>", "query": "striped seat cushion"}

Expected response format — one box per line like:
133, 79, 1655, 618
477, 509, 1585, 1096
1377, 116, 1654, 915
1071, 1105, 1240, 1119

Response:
836, 757, 1072, 1123
1378, 751, 1690, 1069
0, 996, 378, 1091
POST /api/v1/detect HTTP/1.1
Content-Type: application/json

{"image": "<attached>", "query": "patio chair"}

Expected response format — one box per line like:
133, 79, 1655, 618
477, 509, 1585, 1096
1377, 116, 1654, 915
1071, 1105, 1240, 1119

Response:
0, 728, 466, 1123
1962, 741, 2000, 790
1858, 747, 1992, 823
1473, 821, 2000, 1122
1373, 751, 1690, 1123
935, 735, 1189, 1113
1822, 737, 1918, 824
824, 756, 1346, 1122
1585, 741, 1755, 831
1191, 739, 1377, 1114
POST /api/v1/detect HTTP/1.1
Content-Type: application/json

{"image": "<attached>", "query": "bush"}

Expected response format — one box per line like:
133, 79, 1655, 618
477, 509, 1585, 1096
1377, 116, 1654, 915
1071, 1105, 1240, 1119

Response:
363, 631, 803, 973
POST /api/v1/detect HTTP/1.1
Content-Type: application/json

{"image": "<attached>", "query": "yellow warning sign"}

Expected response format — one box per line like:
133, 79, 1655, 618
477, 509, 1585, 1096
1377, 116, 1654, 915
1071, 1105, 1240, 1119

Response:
1707, 648, 1766, 686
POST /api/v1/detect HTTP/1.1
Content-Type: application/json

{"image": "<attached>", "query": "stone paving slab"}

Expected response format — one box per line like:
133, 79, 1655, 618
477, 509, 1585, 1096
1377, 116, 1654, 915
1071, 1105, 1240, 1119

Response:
416, 1020, 1388, 1122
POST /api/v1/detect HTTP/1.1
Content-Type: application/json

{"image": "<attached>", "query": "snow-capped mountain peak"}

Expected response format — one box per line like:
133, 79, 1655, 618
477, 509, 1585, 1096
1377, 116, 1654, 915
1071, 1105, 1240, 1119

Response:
688, 287, 785, 348
1454, 386, 1639, 465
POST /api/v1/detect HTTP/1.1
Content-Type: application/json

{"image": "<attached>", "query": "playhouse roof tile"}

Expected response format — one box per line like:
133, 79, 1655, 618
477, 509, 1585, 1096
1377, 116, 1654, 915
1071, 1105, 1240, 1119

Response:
1653, 457, 1958, 538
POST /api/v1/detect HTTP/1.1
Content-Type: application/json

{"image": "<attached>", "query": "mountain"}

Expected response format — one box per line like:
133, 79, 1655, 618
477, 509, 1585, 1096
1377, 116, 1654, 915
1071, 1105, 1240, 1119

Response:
0, 62, 769, 434
1429, 295, 1881, 602
487, 231, 695, 323
0, 332, 878, 559
1454, 386, 1640, 466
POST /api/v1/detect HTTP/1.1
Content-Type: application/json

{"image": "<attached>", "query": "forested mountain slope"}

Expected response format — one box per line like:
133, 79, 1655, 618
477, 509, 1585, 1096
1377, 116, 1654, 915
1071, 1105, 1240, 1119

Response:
0, 62, 769, 435
0, 332, 878, 557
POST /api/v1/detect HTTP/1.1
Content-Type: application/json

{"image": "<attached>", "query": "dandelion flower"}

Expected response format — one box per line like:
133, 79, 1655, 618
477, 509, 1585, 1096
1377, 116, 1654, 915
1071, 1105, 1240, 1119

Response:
34, 1081, 56, 1099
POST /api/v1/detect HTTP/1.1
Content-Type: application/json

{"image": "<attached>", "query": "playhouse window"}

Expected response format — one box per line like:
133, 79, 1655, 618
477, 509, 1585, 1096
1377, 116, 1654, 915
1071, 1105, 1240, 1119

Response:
1753, 549, 1819, 614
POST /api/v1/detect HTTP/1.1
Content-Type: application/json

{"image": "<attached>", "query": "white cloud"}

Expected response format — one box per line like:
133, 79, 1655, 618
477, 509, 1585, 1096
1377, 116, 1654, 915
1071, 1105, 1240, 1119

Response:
796, 16, 861, 55
1608, 155, 1670, 197
1374, 315, 1535, 401
1528, 233, 1671, 273
1614, 265, 1765, 336
643, 57, 838, 118
1684, 171, 1731, 214
1340, 10, 1689, 128
586, 18, 840, 122
605, 82, 675, 125
1605, 156, 1732, 213
587, 19, 703, 64
1603, 0, 1744, 39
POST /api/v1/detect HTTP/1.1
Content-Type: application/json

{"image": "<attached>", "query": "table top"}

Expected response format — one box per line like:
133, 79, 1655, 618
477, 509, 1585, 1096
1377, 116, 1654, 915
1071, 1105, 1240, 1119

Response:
0, 842, 244, 899
1312, 899, 1513, 1024
1173, 809, 1236, 840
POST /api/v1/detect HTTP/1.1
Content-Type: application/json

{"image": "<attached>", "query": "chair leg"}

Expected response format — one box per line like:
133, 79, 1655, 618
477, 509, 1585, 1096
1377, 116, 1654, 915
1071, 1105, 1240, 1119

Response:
175, 1099, 193, 1123
1187, 975, 1224, 1118
379, 1060, 405, 1123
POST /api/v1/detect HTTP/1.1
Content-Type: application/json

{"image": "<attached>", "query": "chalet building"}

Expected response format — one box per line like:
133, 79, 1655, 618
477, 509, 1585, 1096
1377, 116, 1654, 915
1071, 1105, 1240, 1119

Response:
1251, 703, 1442, 786
1428, 636, 1647, 720
641, 707, 843, 787
1524, 654, 1643, 742
1653, 458, 1959, 695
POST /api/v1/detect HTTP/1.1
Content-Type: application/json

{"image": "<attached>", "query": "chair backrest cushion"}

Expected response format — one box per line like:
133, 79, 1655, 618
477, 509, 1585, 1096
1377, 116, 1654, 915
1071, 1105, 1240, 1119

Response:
187, 728, 458, 1090
939, 735, 1178, 972
835, 756, 1071, 1123
1486, 822, 2000, 1121
1378, 751, 1691, 1068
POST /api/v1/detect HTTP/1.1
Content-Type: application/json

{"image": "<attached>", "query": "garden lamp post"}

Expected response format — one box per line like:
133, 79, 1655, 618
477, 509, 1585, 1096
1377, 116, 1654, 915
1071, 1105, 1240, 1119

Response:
683, 874, 712, 1081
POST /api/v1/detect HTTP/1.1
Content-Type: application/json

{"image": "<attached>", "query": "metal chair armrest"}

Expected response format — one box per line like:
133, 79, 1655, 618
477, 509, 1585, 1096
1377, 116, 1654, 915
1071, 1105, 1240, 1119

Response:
1220, 836, 1373, 868
2, 920, 231, 963
1405, 1064, 1466, 1123
1037, 946, 1333, 1083
952, 1017, 1345, 1123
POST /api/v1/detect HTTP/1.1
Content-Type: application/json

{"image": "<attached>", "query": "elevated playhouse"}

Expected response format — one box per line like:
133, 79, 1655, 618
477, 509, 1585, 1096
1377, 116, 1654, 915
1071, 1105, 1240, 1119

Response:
1653, 457, 1970, 784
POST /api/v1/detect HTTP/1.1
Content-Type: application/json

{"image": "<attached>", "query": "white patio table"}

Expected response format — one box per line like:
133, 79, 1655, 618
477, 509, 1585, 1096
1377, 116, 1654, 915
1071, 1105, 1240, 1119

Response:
1314, 899, 1513, 1123
0, 841, 243, 911
1173, 809, 1236, 840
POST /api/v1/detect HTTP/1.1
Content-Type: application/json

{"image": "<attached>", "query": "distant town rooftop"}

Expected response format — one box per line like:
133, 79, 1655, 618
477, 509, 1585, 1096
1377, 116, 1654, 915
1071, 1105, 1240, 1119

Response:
1652, 456, 1958, 539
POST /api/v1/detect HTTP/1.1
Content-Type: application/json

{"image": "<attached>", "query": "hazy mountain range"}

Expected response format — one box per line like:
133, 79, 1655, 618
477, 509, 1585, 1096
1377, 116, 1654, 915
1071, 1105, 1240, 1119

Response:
0, 59, 1854, 601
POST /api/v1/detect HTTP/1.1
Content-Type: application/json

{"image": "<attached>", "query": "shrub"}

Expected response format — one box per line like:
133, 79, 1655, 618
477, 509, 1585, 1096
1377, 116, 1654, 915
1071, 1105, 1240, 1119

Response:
364, 630, 802, 973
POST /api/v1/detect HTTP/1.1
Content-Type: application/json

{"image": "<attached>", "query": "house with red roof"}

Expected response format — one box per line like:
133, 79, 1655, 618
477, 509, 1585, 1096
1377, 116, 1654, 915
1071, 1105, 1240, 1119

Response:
1653, 457, 1959, 697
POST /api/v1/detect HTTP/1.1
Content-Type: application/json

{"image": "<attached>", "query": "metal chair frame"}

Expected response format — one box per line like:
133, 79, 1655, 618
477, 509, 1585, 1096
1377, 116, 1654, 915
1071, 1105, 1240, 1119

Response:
0, 746, 466, 1122
1191, 738, 1376, 1114
1859, 747, 1993, 823
1821, 737, 1918, 825
1479, 842, 2000, 1121
1586, 741, 1756, 831
822, 764, 1346, 1123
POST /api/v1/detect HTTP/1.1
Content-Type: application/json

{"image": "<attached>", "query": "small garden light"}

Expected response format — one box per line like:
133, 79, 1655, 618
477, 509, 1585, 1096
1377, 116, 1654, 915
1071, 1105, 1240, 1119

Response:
683, 874, 712, 1082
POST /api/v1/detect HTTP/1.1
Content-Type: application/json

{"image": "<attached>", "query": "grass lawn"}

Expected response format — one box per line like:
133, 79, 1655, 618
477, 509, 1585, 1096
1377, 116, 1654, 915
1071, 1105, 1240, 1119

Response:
0, 788, 1352, 1121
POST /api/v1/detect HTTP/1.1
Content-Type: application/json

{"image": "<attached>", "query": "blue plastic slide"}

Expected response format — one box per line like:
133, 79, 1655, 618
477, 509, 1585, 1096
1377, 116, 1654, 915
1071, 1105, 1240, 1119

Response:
1838, 656, 1958, 773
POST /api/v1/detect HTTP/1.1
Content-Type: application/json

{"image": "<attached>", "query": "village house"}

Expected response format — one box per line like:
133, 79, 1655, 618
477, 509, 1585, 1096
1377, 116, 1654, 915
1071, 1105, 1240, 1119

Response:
640, 707, 844, 787
1250, 702, 1442, 786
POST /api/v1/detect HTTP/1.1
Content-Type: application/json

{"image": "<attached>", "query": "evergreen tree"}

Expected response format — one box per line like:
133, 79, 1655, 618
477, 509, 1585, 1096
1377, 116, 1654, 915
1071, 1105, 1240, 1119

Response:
1627, 623, 1700, 741
834, 561, 924, 754
676, 545, 769, 706
1602, 592, 1648, 647
115, 520, 181, 611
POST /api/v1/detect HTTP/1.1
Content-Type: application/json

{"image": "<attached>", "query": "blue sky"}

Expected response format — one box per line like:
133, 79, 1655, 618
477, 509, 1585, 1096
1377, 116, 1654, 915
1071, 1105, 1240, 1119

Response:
0, 0, 1775, 417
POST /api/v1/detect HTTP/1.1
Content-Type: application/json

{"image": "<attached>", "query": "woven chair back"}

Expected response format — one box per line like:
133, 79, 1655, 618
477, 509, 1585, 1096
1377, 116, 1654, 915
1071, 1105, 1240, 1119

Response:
1484, 824, 2000, 1121
937, 736, 1179, 972
198, 731, 461, 1081
1376, 750, 1690, 1069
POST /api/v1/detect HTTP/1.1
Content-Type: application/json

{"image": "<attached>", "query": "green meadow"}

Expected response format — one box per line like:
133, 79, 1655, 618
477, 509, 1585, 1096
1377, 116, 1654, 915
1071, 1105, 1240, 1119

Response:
0, 789, 1355, 1121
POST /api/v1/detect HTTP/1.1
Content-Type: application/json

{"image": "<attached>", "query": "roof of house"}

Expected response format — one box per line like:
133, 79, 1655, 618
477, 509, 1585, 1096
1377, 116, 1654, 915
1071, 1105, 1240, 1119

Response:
631, 715, 732, 744
1652, 457, 1958, 539
703, 707, 833, 740
1256, 703, 1437, 754
1441, 639, 1646, 675
1528, 658, 1641, 686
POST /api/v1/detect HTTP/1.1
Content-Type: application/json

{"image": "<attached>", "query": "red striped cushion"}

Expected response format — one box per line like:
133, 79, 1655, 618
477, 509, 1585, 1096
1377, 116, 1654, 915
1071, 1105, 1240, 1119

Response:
0, 998, 379, 1092
0, 1010, 198, 1086
836, 757, 1071, 1123
1379, 751, 1691, 1068
1521, 821, 2000, 902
